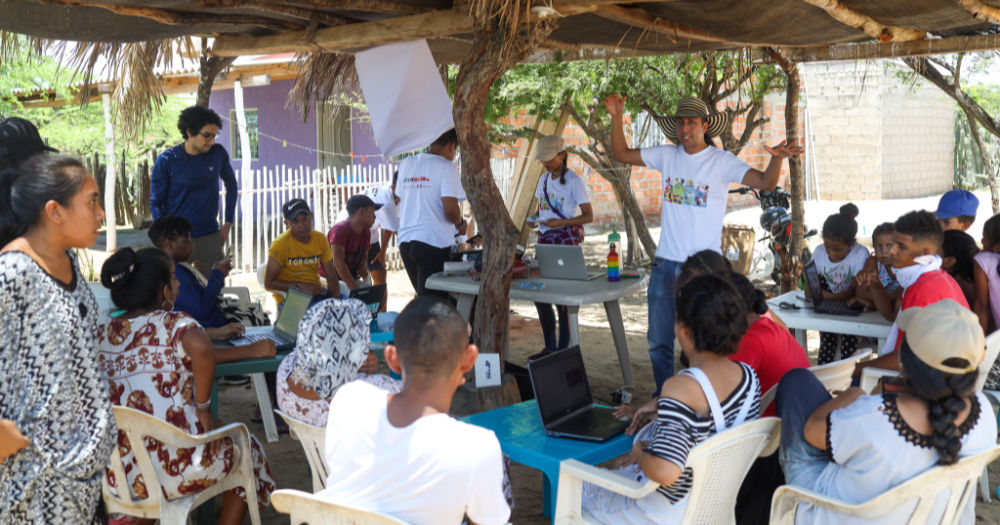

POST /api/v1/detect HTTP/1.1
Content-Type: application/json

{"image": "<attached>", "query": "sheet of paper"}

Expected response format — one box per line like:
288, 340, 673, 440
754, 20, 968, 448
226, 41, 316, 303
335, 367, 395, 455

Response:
355, 39, 454, 157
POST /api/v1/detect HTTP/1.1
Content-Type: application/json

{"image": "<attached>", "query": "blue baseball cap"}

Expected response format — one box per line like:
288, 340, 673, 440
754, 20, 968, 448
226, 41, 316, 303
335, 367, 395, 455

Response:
935, 190, 978, 219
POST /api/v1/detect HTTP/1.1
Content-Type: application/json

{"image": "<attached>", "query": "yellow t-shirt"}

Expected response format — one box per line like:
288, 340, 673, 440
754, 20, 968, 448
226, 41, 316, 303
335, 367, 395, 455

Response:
268, 230, 334, 304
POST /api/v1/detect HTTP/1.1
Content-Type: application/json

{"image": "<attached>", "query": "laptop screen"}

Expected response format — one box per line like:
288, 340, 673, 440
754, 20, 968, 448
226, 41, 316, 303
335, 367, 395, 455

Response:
349, 284, 386, 319
275, 288, 312, 338
529, 346, 593, 425
803, 260, 824, 303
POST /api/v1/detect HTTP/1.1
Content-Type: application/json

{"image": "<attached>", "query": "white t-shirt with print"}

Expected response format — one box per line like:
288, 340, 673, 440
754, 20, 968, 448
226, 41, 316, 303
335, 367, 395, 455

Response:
369, 183, 400, 244
533, 170, 590, 233
811, 243, 869, 294
321, 381, 510, 525
396, 152, 467, 248
641, 145, 750, 261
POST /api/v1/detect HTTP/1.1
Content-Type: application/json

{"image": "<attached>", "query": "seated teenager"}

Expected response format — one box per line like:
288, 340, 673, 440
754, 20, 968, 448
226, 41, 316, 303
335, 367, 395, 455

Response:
327, 194, 381, 290
597, 275, 760, 523
941, 229, 978, 309
854, 210, 969, 378
320, 297, 509, 524
776, 299, 995, 524
149, 215, 265, 340
727, 272, 809, 417
264, 198, 340, 307
276, 298, 401, 427
96, 248, 276, 524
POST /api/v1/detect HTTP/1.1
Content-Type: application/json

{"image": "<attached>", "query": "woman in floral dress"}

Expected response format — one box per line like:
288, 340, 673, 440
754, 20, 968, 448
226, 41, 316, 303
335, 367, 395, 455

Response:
97, 247, 275, 525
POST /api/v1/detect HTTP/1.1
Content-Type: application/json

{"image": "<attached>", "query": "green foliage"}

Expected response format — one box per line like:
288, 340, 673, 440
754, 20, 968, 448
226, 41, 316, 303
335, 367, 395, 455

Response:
0, 44, 74, 116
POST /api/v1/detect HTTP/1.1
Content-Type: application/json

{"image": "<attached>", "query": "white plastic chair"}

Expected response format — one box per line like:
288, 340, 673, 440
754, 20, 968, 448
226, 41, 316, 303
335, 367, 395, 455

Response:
271, 488, 408, 525
102, 406, 261, 525
808, 348, 873, 393
769, 445, 1000, 524
553, 417, 781, 524
275, 409, 329, 492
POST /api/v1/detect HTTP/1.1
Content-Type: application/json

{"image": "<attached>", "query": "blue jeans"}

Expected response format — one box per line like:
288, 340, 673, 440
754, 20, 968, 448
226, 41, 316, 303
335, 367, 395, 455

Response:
536, 302, 569, 351
648, 257, 681, 392
775, 368, 833, 487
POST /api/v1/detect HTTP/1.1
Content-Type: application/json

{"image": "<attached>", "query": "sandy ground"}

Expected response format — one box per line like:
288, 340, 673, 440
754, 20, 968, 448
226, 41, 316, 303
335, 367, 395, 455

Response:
107, 189, 1000, 523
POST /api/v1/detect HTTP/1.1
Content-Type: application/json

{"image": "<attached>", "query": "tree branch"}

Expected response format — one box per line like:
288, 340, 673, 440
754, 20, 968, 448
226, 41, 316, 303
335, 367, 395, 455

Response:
903, 56, 1000, 137
797, 0, 925, 42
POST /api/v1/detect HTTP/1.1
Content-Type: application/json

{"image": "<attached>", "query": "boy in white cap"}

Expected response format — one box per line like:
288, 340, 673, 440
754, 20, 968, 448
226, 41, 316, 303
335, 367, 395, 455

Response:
603, 94, 802, 392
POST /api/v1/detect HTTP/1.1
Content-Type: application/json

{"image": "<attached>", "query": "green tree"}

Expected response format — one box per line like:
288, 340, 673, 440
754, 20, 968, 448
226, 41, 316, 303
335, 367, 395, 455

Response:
483, 52, 784, 265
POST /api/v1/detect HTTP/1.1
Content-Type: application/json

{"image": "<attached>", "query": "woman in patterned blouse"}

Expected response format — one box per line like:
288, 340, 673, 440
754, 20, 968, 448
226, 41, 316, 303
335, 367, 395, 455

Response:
0, 155, 116, 523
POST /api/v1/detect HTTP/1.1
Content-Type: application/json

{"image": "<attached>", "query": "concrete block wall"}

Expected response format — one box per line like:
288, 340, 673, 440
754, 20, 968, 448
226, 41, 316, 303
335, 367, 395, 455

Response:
802, 61, 954, 201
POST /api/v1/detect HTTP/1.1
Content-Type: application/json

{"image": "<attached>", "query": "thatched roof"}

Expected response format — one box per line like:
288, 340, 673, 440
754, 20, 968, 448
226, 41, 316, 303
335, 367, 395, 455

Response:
3, 0, 1000, 64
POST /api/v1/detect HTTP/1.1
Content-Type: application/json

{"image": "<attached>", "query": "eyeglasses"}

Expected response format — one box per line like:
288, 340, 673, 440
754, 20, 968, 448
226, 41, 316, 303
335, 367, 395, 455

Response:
198, 132, 219, 140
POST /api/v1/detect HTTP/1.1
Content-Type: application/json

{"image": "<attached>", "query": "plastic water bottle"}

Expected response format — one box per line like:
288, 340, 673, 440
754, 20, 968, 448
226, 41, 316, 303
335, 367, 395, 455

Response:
607, 228, 621, 282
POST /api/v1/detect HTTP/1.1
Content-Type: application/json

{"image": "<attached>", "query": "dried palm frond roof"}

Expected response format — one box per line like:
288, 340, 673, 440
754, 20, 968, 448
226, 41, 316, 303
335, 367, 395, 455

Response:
2, 0, 999, 63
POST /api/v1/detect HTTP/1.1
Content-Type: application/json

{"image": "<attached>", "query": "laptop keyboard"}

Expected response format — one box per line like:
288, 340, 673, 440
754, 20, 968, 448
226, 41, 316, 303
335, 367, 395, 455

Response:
817, 299, 861, 316
236, 333, 288, 345
555, 410, 603, 433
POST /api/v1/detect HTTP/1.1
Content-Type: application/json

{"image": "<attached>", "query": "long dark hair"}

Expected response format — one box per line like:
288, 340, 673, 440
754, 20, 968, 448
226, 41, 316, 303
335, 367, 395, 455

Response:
101, 247, 173, 311
675, 274, 747, 355
899, 339, 978, 465
940, 229, 977, 283
0, 155, 89, 247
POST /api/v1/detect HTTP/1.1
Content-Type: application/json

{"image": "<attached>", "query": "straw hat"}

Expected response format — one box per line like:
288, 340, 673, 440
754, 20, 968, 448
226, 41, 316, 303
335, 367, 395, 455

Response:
652, 97, 729, 139
896, 299, 985, 374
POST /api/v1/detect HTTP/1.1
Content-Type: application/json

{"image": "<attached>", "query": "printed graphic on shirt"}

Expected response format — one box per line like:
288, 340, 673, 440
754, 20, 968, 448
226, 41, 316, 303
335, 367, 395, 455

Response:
402, 176, 431, 189
538, 193, 566, 214
821, 267, 856, 294
288, 256, 320, 267
664, 177, 709, 208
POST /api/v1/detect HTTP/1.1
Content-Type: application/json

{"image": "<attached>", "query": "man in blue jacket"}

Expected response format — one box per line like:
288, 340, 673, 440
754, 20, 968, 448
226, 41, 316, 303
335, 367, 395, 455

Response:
151, 105, 238, 275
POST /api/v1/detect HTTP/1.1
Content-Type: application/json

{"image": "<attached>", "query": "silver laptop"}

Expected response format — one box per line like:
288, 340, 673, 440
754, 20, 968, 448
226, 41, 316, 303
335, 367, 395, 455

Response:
536, 245, 604, 281
528, 345, 629, 442
228, 288, 312, 350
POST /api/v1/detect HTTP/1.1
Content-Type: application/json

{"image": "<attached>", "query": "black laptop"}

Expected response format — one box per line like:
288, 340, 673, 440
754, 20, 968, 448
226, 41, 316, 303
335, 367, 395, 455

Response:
349, 284, 386, 319
803, 260, 863, 317
527, 346, 629, 442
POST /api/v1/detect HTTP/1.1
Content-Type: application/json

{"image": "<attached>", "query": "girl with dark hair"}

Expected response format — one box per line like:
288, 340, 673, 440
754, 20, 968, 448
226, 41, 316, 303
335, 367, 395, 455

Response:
0, 155, 116, 522
727, 272, 809, 417
583, 275, 760, 522
96, 247, 276, 525
777, 299, 994, 524
528, 135, 594, 360
811, 203, 870, 363
973, 214, 1000, 388
940, 229, 977, 308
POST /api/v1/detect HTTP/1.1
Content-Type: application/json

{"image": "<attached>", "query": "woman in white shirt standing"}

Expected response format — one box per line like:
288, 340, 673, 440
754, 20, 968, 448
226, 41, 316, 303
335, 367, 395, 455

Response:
528, 136, 593, 360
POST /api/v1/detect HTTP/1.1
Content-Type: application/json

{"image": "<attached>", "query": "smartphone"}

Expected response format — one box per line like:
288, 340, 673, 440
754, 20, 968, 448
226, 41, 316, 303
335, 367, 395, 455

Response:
881, 375, 905, 394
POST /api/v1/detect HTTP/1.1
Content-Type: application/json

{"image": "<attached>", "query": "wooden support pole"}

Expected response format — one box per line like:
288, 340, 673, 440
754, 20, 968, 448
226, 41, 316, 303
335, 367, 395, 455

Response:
797, 0, 925, 42
100, 88, 117, 251
767, 47, 804, 294
751, 33, 1000, 63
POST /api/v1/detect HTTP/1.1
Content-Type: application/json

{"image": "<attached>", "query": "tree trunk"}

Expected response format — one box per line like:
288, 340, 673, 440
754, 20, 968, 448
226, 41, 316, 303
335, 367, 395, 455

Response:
962, 107, 999, 213
453, 15, 554, 361
197, 47, 236, 107
604, 170, 656, 264
767, 48, 804, 294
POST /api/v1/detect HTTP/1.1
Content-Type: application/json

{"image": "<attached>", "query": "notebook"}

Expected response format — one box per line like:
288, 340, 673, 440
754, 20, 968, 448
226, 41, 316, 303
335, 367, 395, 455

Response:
535, 245, 604, 281
228, 288, 312, 350
803, 260, 863, 317
527, 345, 629, 442
350, 284, 386, 319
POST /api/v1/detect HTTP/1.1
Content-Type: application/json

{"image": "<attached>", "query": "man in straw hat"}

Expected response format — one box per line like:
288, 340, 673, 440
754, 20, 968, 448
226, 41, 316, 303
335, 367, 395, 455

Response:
603, 94, 802, 393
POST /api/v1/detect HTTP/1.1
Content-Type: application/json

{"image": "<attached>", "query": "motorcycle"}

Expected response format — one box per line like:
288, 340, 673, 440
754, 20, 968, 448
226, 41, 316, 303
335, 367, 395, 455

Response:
728, 186, 816, 285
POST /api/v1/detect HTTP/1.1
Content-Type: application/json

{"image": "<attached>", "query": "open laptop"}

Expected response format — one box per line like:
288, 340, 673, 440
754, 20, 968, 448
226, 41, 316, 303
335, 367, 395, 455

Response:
228, 288, 312, 350
527, 346, 629, 442
349, 284, 386, 319
803, 260, 863, 317
536, 245, 604, 281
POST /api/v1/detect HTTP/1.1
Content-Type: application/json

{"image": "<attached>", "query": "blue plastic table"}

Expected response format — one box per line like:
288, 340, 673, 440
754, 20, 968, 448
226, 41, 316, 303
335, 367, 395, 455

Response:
463, 400, 632, 520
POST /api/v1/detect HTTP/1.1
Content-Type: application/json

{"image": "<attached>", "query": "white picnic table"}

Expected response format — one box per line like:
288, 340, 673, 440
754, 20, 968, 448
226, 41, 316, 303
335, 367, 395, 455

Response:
768, 290, 893, 361
425, 270, 648, 388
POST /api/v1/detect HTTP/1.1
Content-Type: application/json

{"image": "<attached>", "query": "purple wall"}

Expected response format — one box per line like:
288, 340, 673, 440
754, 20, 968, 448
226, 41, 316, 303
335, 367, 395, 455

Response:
208, 78, 385, 171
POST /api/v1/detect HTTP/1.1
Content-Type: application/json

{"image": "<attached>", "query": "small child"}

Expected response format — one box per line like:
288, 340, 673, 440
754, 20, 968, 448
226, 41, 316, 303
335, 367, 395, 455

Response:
854, 222, 902, 321
811, 203, 869, 364
941, 229, 978, 309
935, 189, 978, 232
974, 215, 1000, 389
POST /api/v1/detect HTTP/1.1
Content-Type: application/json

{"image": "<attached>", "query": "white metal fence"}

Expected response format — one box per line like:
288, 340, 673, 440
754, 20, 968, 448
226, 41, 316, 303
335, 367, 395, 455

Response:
223, 158, 517, 274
